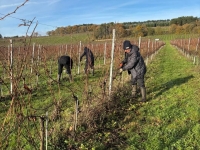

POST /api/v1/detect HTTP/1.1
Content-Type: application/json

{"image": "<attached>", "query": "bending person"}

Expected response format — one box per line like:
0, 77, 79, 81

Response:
58, 55, 73, 82
80, 47, 94, 75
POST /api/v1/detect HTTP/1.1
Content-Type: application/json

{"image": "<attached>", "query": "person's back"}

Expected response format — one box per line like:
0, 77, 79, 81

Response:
59, 55, 73, 68
58, 55, 73, 82
131, 45, 146, 76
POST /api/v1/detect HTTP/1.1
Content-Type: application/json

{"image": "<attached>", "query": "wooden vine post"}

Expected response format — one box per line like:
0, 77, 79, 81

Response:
78, 41, 81, 74
0, 80, 2, 98
39, 113, 48, 150
138, 36, 141, 48
146, 39, 150, 65
39, 116, 45, 150
73, 95, 79, 131
108, 29, 115, 97
45, 112, 48, 150
65, 44, 68, 55
31, 43, 35, 73
195, 38, 200, 65
9, 39, 13, 95
104, 42, 107, 65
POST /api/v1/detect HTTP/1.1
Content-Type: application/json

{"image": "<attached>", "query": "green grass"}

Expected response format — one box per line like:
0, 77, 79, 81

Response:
0, 32, 94, 46
1, 34, 200, 149
30, 32, 94, 45
122, 41, 200, 149
52, 38, 200, 149
1, 32, 197, 47
148, 33, 199, 41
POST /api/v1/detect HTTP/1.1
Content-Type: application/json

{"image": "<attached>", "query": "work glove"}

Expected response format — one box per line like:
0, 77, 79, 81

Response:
119, 68, 123, 73
119, 63, 123, 68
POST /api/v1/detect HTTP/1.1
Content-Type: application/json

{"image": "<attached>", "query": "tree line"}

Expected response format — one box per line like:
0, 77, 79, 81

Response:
46, 16, 199, 39
1, 16, 199, 39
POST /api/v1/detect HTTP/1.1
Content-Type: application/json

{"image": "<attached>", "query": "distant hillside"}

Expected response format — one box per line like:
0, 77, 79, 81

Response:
1, 16, 199, 40
123, 16, 199, 28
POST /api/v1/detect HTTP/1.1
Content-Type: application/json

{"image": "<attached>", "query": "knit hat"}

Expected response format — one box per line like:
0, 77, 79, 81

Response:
123, 40, 132, 50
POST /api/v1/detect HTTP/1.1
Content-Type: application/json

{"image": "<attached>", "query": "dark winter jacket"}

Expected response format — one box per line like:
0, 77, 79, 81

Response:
58, 55, 73, 68
58, 55, 73, 74
80, 47, 94, 65
122, 45, 146, 79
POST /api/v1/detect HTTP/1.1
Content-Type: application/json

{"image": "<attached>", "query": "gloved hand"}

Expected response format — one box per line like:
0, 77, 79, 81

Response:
119, 68, 123, 73
119, 63, 123, 68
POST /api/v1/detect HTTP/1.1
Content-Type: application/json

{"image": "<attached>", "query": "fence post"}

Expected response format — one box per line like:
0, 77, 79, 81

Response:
78, 41, 81, 74
9, 39, 13, 95
138, 36, 141, 48
104, 42, 107, 65
38, 44, 41, 65
73, 95, 79, 131
151, 41, 154, 60
31, 43, 35, 73
188, 38, 190, 51
65, 44, 68, 55
0, 81, 2, 98
195, 38, 200, 65
39, 117, 45, 150
108, 29, 115, 97
146, 39, 150, 65
45, 112, 48, 150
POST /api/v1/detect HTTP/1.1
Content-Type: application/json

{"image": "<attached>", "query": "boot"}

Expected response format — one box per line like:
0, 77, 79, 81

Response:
84, 69, 88, 74
58, 74, 61, 82
140, 87, 146, 102
132, 85, 137, 98
91, 68, 94, 76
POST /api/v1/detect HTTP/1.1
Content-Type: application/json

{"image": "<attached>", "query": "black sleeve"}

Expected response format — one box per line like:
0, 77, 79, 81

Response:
80, 51, 86, 61
122, 50, 138, 71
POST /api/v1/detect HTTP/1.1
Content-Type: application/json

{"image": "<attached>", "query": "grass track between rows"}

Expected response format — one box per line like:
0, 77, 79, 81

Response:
124, 41, 200, 149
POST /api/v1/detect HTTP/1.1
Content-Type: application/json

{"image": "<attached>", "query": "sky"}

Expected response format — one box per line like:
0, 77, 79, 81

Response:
0, 0, 199, 37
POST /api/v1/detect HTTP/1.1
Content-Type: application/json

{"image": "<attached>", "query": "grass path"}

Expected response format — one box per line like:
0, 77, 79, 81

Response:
124, 41, 200, 150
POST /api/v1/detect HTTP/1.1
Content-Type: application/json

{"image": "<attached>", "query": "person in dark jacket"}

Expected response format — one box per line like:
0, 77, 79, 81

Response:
80, 47, 94, 75
58, 55, 73, 82
119, 40, 147, 102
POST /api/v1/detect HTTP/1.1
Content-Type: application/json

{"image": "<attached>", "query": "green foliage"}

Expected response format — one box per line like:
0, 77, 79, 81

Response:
170, 16, 198, 25
134, 24, 148, 37
46, 16, 199, 39
123, 40, 200, 149
0, 32, 93, 46
52, 38, 200, 149
147, 27, 155, 36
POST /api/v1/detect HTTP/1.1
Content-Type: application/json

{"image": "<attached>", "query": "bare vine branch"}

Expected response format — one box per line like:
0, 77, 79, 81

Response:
0, 0, 29, 20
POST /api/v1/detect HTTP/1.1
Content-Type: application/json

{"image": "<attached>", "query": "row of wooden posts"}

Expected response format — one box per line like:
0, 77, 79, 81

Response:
1, 29, 164, 150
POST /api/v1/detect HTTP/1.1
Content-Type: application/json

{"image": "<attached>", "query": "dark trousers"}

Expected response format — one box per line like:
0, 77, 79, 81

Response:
58, 64, 71, 75
84, 61, 94, 72
131, 75, 145, 88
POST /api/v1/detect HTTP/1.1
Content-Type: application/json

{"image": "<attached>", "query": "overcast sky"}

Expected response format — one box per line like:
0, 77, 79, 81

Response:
0, 0, 199, 37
